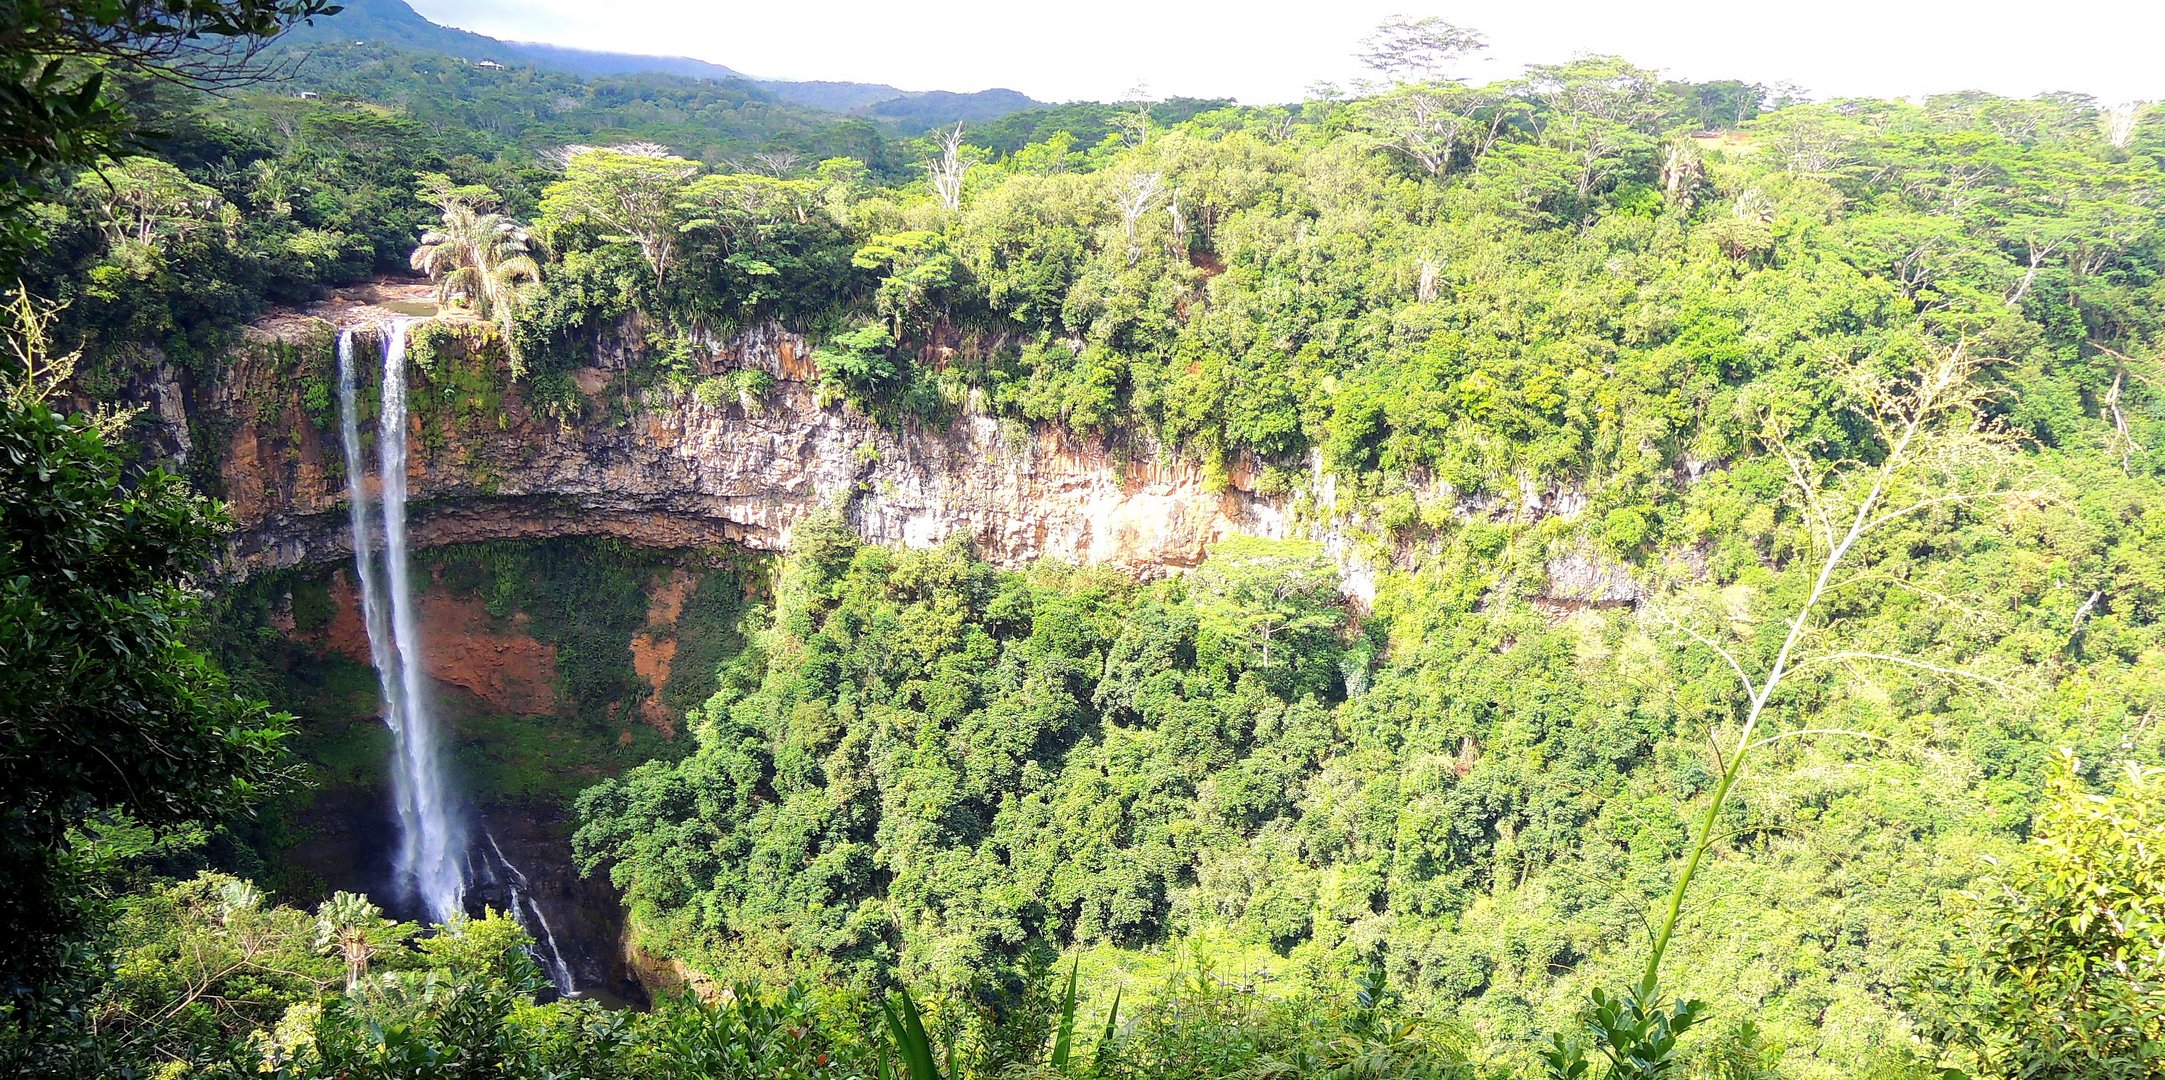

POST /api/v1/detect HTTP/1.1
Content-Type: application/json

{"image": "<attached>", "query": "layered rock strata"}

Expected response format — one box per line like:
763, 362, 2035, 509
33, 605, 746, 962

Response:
178, 309, 1287, 578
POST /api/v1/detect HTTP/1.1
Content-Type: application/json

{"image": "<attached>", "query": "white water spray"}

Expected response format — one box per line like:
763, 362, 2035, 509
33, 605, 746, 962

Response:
376, 321, 470, 921
335, 321, 580, 995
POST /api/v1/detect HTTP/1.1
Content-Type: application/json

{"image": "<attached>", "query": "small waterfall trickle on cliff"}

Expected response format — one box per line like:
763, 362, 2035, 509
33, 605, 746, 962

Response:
477, 832, 579, 991
335, 321, 579, 996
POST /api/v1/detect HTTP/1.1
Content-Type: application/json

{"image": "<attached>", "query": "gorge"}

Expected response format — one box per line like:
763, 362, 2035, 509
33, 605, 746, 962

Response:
9, 3, 2163, 1071
165, 291, 1340, 1007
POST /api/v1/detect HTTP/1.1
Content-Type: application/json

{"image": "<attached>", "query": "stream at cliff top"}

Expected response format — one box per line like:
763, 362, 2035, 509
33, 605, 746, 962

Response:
336, 321, 581, 997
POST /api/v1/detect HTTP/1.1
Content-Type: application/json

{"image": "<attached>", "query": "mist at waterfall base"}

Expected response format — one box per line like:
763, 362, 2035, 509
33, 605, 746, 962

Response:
334, 322, 583, 998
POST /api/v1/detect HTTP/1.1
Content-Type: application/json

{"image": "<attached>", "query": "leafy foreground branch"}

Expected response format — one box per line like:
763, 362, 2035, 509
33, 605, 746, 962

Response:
0, 289, 293, 1013
1549, 344, 2032, 1079
1913, 754, 2165, 1078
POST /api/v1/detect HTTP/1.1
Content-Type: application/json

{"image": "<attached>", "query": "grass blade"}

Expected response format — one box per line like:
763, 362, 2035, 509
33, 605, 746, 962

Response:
882, 986, 941, 1080
1051, 960, 1080, 1068
1099, 986, 1122, 1050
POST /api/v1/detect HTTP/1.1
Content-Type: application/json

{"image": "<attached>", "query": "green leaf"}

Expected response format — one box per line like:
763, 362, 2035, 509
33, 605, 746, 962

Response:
1050, 959, 1080, 1068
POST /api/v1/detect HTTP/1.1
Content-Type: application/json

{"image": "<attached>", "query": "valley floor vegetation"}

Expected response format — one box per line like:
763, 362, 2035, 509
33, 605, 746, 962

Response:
3, 2, 2164, 1078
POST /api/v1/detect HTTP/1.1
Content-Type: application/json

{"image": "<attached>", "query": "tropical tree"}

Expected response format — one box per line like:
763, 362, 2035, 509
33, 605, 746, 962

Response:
675, 171, 853, 319
1188, 537, 1346, 696
315, 891, 396, 992
410, 176, 542, 372
1519, 56, 1670, 211
1349, 16, 1512, 178
1356, 82, 1518, 177
94, 871, 338, 1061
1356, 15, 1487, 84
1, 290, 291, 1007
1914, 755, 2165, 1079
853, 230, 959, 336
537, 145, 699, 290
68, 156, 232, 252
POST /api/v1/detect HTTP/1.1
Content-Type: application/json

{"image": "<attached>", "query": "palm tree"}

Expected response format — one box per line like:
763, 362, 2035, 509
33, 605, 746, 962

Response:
409, 200, 542, 373
315, 891, 393, 992
216, 877, 263, 926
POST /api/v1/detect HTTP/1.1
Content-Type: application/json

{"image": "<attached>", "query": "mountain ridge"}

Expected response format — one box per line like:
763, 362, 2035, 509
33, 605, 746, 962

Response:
281, 0, 1043, 128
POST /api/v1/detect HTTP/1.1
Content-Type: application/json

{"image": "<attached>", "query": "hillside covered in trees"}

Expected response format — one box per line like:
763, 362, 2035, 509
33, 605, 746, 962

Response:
3, 3, 2164, 1079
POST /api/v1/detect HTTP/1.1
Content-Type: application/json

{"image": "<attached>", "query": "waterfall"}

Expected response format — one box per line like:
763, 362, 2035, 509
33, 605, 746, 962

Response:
338, 322, 465, 922
480, 832, 579, 993
374, 320, 469, 922
335, 328, 406, 889
335, 321, 581, 996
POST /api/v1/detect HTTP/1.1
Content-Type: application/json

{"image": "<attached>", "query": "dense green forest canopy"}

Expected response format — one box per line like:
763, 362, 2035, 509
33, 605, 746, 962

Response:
28, 53, 2165, 500
5, 4, 2165, 1078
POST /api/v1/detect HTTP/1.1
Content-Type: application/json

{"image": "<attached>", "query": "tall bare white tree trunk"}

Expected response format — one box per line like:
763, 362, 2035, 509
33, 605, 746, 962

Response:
929, 124, 968, 211
1115, 172, 1165, 266
2102, 102, 2147, 149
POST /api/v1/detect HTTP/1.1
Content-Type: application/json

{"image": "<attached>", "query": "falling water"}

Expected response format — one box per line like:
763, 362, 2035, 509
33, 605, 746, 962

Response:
374, 320, 469, 922
335, 321, 580, 995
479, 832, 578, 992
336, 328, 405, 877
338, 322, 464, 921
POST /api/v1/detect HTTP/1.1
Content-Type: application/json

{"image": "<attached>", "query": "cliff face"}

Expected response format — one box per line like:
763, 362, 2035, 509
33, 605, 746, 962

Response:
310, 568, 563, 717
172, 308, 1289, 578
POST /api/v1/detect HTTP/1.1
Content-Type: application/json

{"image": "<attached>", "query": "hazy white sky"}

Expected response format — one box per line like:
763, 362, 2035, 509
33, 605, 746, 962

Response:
411, 0, 2165, 105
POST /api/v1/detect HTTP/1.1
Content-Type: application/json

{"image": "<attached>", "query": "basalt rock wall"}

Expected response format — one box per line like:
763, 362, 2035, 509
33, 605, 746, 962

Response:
165, 311, 1289, 578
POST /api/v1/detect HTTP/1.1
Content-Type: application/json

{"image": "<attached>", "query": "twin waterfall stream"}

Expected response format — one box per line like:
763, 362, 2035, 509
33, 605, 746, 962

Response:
334, 321, 579, 996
